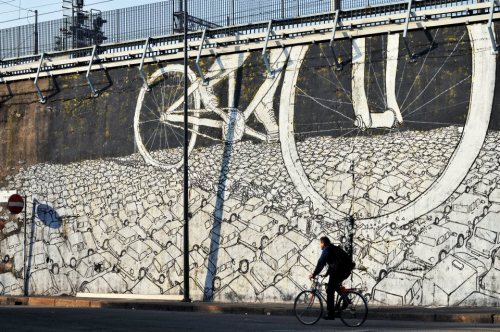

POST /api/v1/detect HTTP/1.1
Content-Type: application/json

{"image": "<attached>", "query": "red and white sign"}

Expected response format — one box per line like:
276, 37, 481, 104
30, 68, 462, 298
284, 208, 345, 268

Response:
7, 194, 24, 214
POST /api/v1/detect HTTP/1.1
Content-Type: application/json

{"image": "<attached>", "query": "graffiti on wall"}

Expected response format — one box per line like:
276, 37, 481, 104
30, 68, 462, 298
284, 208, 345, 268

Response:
1, 23, 500, 306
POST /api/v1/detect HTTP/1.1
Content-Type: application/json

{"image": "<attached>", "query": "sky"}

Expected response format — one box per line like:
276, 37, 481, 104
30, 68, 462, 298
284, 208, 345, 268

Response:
0, 0, 166, 29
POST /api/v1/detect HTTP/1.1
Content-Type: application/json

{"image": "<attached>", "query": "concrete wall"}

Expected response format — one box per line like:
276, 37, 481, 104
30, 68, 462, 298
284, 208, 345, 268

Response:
0, 22, 500, 306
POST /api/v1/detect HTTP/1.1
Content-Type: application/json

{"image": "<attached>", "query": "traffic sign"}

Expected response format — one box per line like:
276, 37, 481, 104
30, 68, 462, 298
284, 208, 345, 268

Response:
7, 194, 24, 214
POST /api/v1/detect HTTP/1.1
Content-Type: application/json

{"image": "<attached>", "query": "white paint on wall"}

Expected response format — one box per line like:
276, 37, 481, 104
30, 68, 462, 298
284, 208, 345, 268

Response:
386, 33, 403, 124
1, 24, 500, 307
351, 38, 372, 129
279, 45, 347, 220
351, 37, 397, 130
366, 23, 496, 228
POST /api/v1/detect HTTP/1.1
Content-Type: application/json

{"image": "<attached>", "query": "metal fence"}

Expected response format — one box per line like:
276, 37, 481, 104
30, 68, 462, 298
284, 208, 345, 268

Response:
0, 0, 469, 59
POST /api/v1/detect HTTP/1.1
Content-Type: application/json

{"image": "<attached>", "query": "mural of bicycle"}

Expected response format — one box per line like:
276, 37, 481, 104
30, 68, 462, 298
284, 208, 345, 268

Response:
134, 48, 290, 170
1, 17, 499, 306
134, 23, 496, 229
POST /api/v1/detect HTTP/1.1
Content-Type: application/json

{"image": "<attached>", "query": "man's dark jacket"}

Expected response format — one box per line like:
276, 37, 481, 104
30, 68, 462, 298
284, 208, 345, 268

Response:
312, 244, 352, 278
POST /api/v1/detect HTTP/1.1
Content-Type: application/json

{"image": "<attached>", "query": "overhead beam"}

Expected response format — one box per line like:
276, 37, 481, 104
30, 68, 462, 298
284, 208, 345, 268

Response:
403, 0, 413, 38
262, 20, 274, 78
329, 9, 343, 71
138, 37, 151, 91
86, 45, 100, 98
34, 53, 46, 103
403, 0, 417, 62
488, 0, 498, 53
196, 29, 208, 84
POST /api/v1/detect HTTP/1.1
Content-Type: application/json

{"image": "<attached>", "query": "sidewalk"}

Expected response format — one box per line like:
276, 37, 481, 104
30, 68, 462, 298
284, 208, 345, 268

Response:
1, 295, 499, 324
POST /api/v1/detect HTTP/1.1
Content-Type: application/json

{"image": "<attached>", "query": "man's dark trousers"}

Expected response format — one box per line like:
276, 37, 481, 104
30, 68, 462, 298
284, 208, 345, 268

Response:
326, 272, 349, 316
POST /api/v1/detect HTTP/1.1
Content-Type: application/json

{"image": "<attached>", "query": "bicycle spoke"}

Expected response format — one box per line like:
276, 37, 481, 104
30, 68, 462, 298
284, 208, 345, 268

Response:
134, 64, 201, 170
338, 290, 368, 327
402, 31, 467, 114
399, 28, 440, 110
403, 75, 470, 117
295, 86, 354, 122
318, 44, 353, 104
294, 290, 323, 325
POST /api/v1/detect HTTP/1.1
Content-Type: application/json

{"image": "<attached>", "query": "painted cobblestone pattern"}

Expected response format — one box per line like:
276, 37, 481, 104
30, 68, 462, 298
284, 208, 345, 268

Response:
0, 24, 499, 306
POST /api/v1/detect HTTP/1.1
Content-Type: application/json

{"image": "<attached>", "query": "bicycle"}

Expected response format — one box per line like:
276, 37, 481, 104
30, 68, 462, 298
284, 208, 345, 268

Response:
294, 277, 368, 327
133, 25, 496, 229
134, 47, 291, 170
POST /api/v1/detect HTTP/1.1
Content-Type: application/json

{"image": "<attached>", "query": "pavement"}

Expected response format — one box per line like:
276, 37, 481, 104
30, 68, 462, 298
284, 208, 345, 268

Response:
0, 295, 499, 324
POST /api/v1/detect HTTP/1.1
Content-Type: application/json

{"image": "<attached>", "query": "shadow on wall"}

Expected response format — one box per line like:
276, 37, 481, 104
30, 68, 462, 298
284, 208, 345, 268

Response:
202, 59, 244, 301
0, 83, 13, 104
36, 203, 62, 229
25, 200, 61, 295
203, 109, 238, 301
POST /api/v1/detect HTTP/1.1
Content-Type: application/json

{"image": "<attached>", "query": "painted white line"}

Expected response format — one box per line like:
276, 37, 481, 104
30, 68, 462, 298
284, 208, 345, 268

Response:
386, 33, 403, 124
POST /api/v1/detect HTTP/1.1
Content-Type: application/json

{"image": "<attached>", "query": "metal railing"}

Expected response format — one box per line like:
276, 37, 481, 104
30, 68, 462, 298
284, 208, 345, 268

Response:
0, 0, 493, 74
0, 0, 421, 60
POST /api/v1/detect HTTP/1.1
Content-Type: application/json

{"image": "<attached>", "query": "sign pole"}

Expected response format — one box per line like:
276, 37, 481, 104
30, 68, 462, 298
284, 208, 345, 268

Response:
23, 195, 27, 296
7, 193, 27, 295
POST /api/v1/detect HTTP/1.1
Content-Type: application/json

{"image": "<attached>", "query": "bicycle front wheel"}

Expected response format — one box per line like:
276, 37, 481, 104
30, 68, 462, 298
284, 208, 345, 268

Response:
337, 290, 368, 327
294, 290, 323, 325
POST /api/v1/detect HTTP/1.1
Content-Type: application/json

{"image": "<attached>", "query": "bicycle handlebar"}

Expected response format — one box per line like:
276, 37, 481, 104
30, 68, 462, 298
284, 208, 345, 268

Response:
309, 276, 327, 289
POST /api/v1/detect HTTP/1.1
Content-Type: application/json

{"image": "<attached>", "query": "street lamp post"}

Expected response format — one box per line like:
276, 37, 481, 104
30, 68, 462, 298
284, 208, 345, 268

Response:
34, 10, 38, 54
182, 0, 191, 303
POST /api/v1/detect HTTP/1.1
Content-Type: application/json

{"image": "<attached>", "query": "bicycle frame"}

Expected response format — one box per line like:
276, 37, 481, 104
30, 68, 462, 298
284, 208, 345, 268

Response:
295, 278, 368, 326
133, 47, 294, 170
160, 48, 291, 141
309, 277, 349, 313
310, 279, 328, 303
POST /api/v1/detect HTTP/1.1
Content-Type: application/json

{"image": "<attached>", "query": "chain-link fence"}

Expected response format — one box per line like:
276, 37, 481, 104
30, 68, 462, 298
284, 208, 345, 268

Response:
0, 0, 470, 59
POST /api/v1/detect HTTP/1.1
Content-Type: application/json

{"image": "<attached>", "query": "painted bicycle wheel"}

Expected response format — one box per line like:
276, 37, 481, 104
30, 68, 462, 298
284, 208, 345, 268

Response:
134, 64, 201, 170
279, 24, 496, 228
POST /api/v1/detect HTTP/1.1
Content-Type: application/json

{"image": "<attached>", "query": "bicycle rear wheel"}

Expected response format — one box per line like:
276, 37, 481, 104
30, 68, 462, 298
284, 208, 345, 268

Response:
337, 290, 368, 327
134, 65, 200, 170
294, 290, 323, 325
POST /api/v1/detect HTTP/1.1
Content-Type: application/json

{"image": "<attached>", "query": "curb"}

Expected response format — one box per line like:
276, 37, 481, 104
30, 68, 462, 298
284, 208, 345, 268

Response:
366, 311, 499, 324
1, 296, 499, 324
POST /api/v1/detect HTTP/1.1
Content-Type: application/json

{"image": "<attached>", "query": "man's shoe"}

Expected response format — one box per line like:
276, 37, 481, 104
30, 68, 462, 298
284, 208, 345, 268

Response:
323, 313, 335, 320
